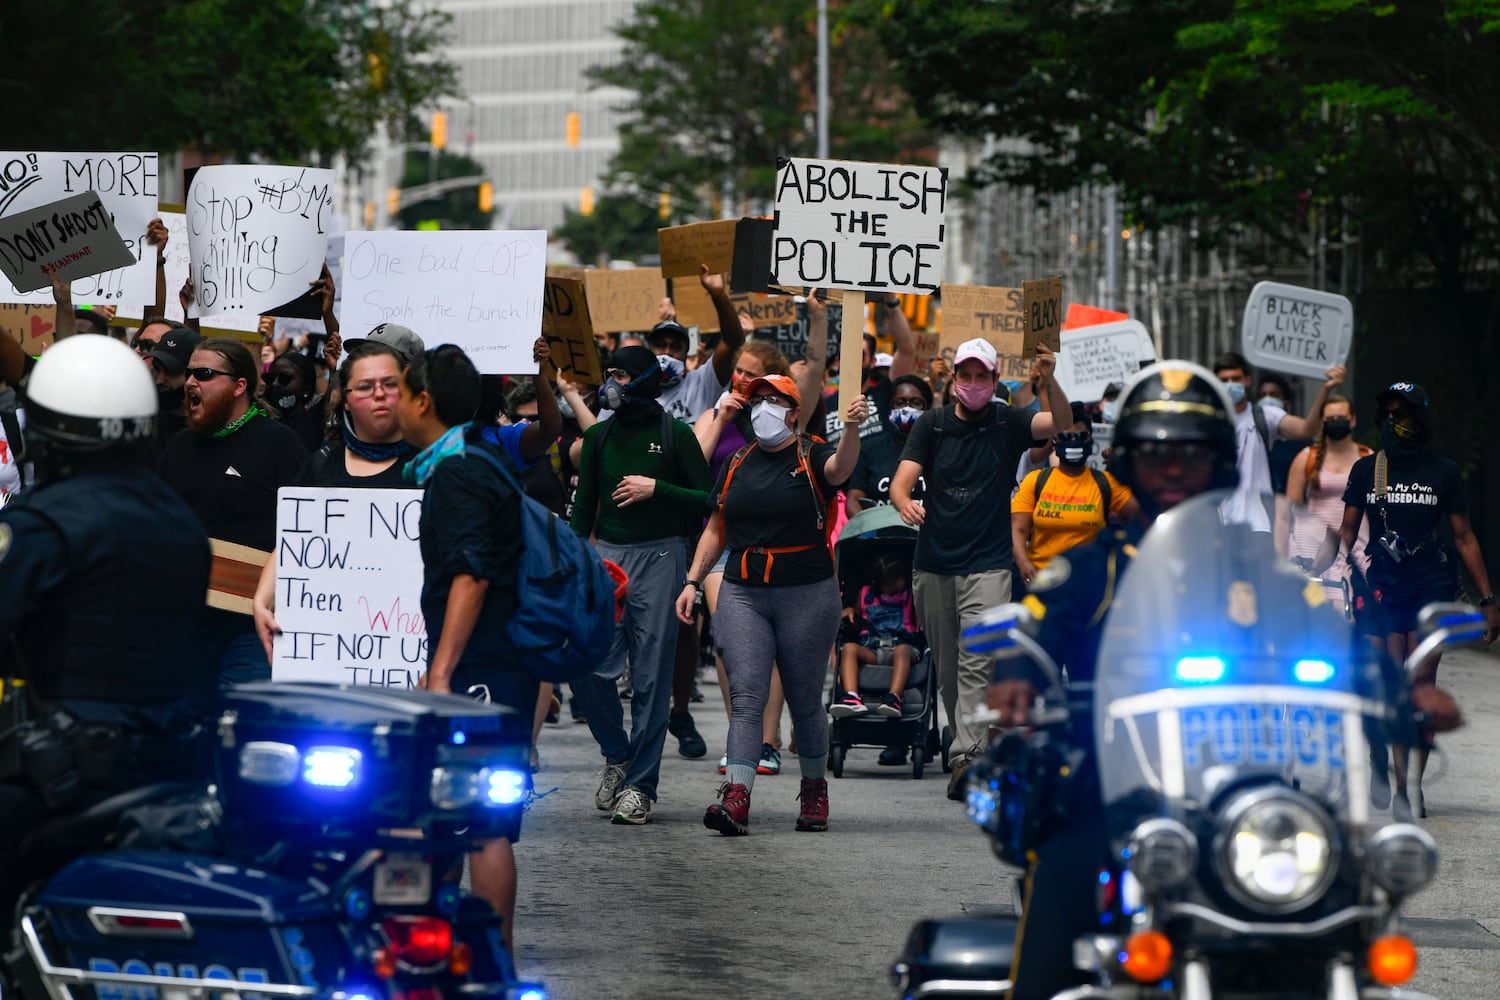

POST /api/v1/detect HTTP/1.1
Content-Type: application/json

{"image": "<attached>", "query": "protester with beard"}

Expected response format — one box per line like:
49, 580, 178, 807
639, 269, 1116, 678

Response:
260, 350, 328, 452
1338, 382, 1499, 816
158, 338, 307, 685
570, 345, 713, 825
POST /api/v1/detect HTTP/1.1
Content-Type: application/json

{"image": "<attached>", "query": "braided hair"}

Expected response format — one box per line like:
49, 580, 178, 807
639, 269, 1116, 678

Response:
1305, 392, 1350, 500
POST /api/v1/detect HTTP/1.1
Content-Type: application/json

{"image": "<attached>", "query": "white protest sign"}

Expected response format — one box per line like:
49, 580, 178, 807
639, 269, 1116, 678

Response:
772, 157, 947, 295
186, 165, 333, 318
270, 487, 429, 687
1056, 319, 1156, 403
0, 191, 138, 293
341, 230, 547, 375
1087, 422, 1114, 474
117, 206, 260, 334
1240, 281, 1352, 379
0, 151, 158, 304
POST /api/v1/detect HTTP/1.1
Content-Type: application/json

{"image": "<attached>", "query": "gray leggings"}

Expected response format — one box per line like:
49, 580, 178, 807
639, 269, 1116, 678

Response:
715, 577, 841, 777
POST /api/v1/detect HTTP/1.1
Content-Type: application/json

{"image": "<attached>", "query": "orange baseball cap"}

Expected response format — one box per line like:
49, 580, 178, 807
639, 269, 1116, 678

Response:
745, 373, 801, 407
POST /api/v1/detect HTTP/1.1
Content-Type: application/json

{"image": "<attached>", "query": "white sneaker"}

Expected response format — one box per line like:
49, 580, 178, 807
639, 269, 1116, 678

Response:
611, 786, 652, 825
595, 761, 628, 811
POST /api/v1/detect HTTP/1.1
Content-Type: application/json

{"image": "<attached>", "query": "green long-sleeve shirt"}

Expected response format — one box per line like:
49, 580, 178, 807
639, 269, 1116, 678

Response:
570, 410, 712, 544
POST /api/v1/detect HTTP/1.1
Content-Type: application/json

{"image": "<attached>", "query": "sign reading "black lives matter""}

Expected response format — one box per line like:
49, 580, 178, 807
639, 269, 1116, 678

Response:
772, 157, 947, 295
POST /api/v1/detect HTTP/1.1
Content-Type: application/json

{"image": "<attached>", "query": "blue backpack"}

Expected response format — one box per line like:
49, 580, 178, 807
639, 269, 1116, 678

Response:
467, 446, 616, 683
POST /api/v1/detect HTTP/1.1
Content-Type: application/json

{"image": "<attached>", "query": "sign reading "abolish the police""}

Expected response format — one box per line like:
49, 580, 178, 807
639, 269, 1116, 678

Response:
772, 157, 947, 295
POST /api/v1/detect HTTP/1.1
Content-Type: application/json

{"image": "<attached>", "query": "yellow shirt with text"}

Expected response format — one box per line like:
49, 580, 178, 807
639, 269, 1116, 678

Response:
1012, 466, 1133, 567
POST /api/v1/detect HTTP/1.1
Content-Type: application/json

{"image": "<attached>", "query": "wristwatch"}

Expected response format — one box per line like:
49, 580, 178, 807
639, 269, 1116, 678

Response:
685, 579, 703, 591
1479, 594, 1497, 608
156, 257, 167, 267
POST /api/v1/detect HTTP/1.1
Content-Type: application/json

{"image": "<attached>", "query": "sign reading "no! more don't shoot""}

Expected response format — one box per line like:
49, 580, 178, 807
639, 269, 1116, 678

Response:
772, 157, 947, 295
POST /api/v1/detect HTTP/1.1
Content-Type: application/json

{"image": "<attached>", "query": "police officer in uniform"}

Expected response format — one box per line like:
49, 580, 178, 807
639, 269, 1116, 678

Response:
0, 336, 211, 912
986, 361, 1240, 1000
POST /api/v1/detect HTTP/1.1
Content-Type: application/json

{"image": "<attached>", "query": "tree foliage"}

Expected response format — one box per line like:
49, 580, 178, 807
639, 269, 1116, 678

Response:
397, 150, 495, 231
554, 195, 673, 267
591, 0, 931, 217
0, 0, 458, 164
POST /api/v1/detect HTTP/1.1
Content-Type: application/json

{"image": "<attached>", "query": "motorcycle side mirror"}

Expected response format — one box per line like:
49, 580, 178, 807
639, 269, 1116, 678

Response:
1405, 602, 1487, 677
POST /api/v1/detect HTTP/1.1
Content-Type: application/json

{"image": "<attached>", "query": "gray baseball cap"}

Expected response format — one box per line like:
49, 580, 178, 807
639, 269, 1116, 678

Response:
343, 323, 425, 364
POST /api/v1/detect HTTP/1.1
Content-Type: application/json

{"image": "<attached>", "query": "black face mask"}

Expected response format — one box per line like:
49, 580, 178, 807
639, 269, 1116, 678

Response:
264, 391, 306, 418
1054, 431, 1092, 468
1323, 418, 1352, 441
157, 384, 185, 411
1379, 418, 1422, 458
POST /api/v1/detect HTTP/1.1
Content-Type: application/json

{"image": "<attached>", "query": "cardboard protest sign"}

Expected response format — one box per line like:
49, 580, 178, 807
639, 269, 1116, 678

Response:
729, 217, 778, 293
750, 299, 842, 363
1240, 281, 1352, 379
0, 152, 159, 305
0, 191, 136, 293
671, 277, 721, 333
772, 157, 947, 295
1055, 319, 1156, 403
0, 304, 55, 354
270, 487, 429, 687
1022, 275, 1063, 356
543, 276, 603, 385
116, 204, 262, 339
733, 293, 798, 329
185, 165, 333, 318
937, 284, 1029, 379
658, 219, 738, 279
341, 230, 547, 375
584, 267, 665, 333
1063, 302, 1128, 330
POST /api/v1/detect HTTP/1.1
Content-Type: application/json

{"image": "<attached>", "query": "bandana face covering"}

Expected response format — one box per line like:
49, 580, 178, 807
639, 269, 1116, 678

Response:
344, 412, 411, 462
403, 421, 471, 486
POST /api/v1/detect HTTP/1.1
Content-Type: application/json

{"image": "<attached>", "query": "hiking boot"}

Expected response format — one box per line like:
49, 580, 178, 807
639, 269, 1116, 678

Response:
877, 692, 903, 719
796, 778, 829, 832
611, 786, 652, 825
704, 782, 751, 836
668, 711, 708, 759
757, 743, 782, 775
829, 692, 868, 719
595, 760, 628, 811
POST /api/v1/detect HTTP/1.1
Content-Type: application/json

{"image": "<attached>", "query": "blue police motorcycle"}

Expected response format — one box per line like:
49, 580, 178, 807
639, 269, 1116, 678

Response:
3, 683, 546, 1000
894, 491, 1484, 999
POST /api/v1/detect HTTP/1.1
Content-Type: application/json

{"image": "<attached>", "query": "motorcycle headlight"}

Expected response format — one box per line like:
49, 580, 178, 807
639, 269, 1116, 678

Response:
964, 759, 1000, 833
1127, 818, 1198, 892
430, 766, 481, 810
1367, 824, 1438, 897
1214, 787, 1337, 913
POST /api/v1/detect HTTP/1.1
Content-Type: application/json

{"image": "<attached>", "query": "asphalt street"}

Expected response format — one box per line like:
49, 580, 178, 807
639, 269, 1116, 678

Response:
514, 648, 1500, 1000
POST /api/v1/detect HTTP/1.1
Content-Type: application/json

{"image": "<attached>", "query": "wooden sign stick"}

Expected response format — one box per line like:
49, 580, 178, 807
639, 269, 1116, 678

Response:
838, 289, 866, 417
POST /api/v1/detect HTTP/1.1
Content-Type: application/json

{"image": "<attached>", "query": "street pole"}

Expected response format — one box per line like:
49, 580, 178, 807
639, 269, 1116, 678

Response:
817, 0, 829, 159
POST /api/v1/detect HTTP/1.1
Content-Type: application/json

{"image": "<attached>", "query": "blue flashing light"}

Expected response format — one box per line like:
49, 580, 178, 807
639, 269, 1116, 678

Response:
1174, 656, 1226, 684
452, 730, 467, 745
485, 768, 528, 806
1293, 658, 1336, 684
346, 993, 375, 1000
343, 888, 372, 920
1097, 870, 1110, 886
303, 747, 361, 788
517, 989, 547, 1000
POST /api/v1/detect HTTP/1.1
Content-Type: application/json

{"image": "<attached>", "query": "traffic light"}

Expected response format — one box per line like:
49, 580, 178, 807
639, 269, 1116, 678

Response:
430, 111, 448, 150
658, 192, 671, 220
478, 181, 494, 213
566, 112, 581, 148
387, 187, 400, 217
580, 186, 595, 216
364, 200, 375, 228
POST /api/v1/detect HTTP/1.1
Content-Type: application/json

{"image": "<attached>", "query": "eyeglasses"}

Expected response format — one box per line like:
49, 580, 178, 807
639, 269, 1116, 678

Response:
893, 397, 928, 410
605, 368, 632, 382
266, 371, 300, 388
185, 367, 236, 381
348, 377, 402, 398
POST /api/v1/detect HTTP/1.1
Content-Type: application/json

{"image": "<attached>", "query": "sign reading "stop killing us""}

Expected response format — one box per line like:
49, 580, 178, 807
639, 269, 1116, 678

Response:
772, 157, 947, 295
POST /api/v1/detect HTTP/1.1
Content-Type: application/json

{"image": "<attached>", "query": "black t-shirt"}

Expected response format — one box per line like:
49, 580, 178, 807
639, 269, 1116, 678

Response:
419, 440, 523, 673
900, 402, 1036, 574
1343, 448, 1464, 585
158, 415, 309, 552
284, 398, 329, 454
714, 438, 840, 586
822, 376, 893, 448
294, 441, 410, 489
848, 429, 925, 509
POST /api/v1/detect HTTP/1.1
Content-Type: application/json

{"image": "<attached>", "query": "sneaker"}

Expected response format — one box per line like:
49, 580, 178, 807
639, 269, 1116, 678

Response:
704, 782, 750, 836
877, 692, 903, 719
796, 778, 829, 832
544, 694, 561, 724
595, 760, 628, 811
718, 754, 727, 775
1370, 766, 1392, 810
668, 712, 708, 759
878, 745, 909, 766
611, 786, 652, 825
757, 743, 782, 775
829, 692, 868, 719
947, 752, 975, 802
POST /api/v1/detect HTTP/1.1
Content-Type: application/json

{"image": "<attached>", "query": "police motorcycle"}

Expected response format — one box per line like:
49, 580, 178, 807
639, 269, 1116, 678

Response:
894, 490, 1487, 1000
3, 683, 547, 1000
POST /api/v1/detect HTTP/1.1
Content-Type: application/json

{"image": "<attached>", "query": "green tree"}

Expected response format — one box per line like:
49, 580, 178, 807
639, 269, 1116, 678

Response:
591, 0, 930, 216
397, 150, 495, 230
554, 195, 673, 266
0, 0, 458, 164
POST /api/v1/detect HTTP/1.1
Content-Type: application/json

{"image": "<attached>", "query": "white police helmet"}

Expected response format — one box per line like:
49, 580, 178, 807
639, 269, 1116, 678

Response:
24, 335, 157, 451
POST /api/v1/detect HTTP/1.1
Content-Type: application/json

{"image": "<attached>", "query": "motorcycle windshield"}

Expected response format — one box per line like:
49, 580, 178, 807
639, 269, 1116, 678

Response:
1093, 491, 1394, 842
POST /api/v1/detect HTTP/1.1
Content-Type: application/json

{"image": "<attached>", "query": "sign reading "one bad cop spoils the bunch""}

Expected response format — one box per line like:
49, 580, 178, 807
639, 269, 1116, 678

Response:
772, 157, 947, 295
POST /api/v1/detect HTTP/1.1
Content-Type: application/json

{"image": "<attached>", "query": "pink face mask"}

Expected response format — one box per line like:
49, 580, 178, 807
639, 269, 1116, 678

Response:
953, 378, 995, 411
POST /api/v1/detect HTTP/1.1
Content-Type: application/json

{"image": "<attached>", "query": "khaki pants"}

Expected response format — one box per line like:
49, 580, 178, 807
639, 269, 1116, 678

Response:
913, 567, 1013, 756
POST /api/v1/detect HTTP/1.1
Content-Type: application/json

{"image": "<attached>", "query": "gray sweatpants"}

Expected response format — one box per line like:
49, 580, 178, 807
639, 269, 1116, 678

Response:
715, 577, 841, 790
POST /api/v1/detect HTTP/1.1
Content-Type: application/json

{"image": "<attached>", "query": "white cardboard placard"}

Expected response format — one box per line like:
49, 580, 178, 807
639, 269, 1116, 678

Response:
772, 157, 947, 295
1056, 319, 1156, 403
0, 191, 138, 293
186, 165, 334, 318
117, 206, 260, 333
0, 151, 159, 304
1240, 281, 1352, 379
340, 229, 546, 375
270, 487, 429, 687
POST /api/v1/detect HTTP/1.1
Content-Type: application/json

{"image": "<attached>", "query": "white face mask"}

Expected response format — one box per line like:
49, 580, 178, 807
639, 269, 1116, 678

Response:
751, 399, 793, 447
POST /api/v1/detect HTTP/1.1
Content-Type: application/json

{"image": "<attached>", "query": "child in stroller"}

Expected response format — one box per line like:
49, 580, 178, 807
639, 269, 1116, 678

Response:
831, 554, 922, 719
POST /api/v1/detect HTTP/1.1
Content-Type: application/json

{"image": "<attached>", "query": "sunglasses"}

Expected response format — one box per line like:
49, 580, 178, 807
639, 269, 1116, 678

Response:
185, 367, 236, 381
266, 371, 301, 388
134, 339, 158, 354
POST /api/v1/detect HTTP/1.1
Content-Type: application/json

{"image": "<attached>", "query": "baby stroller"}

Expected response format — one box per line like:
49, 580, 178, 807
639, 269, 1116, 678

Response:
827, 505, 944, 779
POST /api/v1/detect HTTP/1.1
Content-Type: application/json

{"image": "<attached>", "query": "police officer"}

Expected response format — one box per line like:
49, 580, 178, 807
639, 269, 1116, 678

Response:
0, 336, 211, 911
986, 361, 1239, 1000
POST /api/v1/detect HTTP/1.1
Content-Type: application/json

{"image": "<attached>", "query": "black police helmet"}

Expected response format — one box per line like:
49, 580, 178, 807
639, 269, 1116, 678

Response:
1110, 360, 1238, 492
